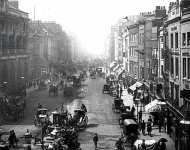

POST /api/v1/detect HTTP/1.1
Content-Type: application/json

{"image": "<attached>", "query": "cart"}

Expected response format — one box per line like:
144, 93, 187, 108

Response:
34, 108, 48, 126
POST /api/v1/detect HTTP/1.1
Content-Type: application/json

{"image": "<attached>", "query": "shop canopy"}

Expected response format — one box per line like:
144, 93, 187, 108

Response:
129, 81, 143, 91
117, 67, 125, 77
145, 99, 166, 112
113, 64, 120, 72
110, 61, 117, 68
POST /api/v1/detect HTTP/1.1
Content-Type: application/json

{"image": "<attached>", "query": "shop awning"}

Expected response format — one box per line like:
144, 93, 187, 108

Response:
117, 67, 125, 76
112, 65, 120, 72
145, 99, 166, 112
129, 81, 143, 91
110, 61, 117, 68
180, 119, 190, 125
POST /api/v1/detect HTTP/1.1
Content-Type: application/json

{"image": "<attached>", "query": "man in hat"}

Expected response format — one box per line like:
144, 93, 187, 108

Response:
93, 133, 99, 149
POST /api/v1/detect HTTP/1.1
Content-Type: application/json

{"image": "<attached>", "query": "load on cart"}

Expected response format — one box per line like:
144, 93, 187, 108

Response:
34, 108, 49, 126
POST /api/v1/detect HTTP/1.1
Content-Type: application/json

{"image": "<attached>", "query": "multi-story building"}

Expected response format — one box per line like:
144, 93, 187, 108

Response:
178, 0, 190, 149
28, 21, 49, 82
0, 0, 29, 95
140, 6, 166, 100
137, 21, 145, 80
167, 1, 181, 108
128, 23, 139, 81
157, 26, 165, 96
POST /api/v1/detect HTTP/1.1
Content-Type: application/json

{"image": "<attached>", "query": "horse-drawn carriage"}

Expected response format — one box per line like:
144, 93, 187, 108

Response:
34, 108, 49, 126
119, 111, 136, 126
71, 109, 88, 129
112, 98, 124, 113
43, 126, 79, 150
121, 119, 139, 148
49, 110, 68, 127
102, 84, 110, 94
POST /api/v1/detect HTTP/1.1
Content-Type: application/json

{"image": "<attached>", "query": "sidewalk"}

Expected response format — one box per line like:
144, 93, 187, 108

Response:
139, 111, 175, 150
121, 88, 175, 150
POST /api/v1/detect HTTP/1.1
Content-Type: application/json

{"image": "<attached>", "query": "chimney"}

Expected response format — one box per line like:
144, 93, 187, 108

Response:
9, 0, 19, 9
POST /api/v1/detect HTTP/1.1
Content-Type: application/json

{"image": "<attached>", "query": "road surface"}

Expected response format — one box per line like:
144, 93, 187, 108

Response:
78, 77, 121, 150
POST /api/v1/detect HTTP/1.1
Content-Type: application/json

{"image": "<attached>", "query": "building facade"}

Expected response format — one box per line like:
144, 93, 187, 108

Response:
128, 24, 139, 80
0, 0, 29, 95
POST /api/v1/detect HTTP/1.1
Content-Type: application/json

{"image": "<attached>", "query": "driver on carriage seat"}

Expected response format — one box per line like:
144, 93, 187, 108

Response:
37, 103, 42, 109
81, 104, 87, 113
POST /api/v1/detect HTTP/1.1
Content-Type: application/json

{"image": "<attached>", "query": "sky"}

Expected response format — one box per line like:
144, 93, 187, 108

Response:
18, 0, 170, 56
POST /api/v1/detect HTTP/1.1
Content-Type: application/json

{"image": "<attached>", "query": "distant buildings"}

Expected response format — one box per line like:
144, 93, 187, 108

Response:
0, 0, 85, 96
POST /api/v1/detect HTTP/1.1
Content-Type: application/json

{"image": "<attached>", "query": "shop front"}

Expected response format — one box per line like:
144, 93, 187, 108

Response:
165, 100, 190, 150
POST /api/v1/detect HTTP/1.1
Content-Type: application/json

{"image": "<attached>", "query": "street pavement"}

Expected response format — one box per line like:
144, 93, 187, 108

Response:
79, 78, 175, 150
0, 76, 175, 150
122, 88, 175, 150
78, 77, 121, 150
0, 82, 80, 144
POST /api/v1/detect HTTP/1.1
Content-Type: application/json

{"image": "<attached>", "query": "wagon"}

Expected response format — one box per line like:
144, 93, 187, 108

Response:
102, 84, 109, 94
121, 119, 139, 148
71, 109, 88, 129
34, 108, 48, 126
112, 98, 123, 113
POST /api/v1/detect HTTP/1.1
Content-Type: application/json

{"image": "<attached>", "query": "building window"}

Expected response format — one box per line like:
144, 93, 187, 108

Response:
187, 32, 190, 46
171, 33, 173, 48
161, 65, 164, 76
171, 56, 174, 76
175, 32, 178, 48
183, 58, 187, 78
175, 57, 179, 77
160, 37, 163, 42
182, 33, 186, 46
188, 58, 190, 79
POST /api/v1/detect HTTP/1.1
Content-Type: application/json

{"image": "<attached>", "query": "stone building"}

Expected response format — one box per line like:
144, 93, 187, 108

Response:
28, 21, 49, 83
28, 21, 73, 80
0, 0, 29, 95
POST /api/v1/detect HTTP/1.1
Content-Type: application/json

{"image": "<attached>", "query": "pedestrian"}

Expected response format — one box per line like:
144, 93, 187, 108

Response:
138, 110, 142, 123
140, 139, 146, 150
131, 105, 136, 117
158, 119, 162, 132
8, 130, 15, 148
164, 117, 167, 132
93, 133, 99, 149
12, 130, 18, 147
158, 141, 167, 150
148, 116, 153, 123
120, 85, 123, 98
141, 120, 146, 135
147, 121, 152, 136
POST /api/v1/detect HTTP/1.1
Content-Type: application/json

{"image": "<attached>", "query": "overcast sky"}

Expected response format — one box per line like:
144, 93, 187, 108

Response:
18, 0, 170, 56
